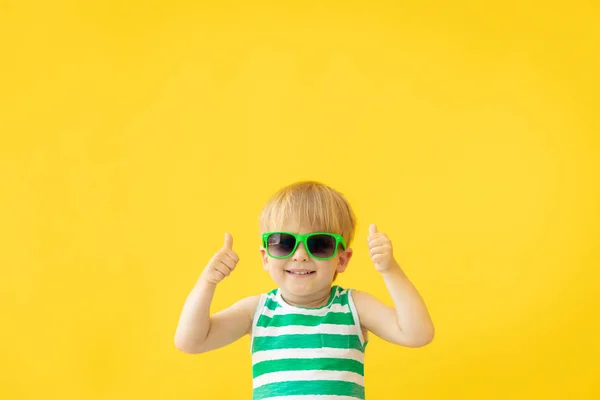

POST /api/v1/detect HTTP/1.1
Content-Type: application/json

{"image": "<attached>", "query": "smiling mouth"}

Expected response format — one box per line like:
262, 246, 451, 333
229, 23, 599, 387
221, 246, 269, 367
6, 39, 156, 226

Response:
285, 270, 316, 275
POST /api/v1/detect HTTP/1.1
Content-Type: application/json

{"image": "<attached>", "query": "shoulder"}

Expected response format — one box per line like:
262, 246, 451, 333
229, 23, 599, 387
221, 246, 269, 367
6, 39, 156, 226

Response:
230, 294, 262, 321
347, 288, 369, 301
347, 289, 388, 315
234, 287, 281, 319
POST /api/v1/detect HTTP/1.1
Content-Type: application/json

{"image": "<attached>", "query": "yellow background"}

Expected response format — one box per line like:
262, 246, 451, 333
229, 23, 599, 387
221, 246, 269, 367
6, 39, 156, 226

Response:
1, 1, 599, 399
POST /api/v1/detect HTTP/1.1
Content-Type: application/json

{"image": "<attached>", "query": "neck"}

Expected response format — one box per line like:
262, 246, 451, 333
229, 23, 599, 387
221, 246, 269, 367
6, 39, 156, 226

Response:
280, 286, 332, 308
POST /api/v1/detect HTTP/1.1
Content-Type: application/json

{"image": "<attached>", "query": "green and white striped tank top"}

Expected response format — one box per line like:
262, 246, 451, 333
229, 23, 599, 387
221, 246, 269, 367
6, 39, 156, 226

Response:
250, 285, 368, 400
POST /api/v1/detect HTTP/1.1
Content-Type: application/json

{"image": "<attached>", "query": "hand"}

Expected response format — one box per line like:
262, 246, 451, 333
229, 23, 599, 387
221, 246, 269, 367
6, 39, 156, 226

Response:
367, 224, 398, 273
199, 233, 240, 285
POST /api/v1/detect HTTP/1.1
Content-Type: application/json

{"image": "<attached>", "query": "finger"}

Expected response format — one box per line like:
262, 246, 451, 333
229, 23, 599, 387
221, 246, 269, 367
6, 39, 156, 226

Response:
223, 233, 233, 250
220, 257, 237, 271
368, 236, 388, 248
215, 262, 231, 277
214, 269, 227, 281
223, 250, 239, 264
372, 254, 388, 264
369, 224, 378, 236
369, 245, 389, 257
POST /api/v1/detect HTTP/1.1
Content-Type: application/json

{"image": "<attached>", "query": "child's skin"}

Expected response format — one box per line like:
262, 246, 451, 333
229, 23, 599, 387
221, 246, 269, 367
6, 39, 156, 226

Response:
174, 220, 434, 354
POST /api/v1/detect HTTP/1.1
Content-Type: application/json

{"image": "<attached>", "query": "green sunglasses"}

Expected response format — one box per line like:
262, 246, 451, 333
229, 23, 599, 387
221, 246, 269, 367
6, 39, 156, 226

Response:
262, 232, 347, 260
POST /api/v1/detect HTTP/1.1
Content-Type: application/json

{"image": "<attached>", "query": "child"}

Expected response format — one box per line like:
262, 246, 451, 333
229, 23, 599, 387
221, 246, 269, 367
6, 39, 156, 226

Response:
174, 181, 434, 399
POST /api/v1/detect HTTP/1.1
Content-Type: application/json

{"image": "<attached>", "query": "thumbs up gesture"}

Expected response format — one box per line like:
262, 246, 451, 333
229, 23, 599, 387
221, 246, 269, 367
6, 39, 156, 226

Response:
367, 224, 398, 273
200, 233, 240, 285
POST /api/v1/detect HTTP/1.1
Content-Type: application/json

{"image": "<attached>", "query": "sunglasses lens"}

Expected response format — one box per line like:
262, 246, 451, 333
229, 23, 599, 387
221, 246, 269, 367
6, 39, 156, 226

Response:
307, 234, 337, 258
267, 233, 296, 257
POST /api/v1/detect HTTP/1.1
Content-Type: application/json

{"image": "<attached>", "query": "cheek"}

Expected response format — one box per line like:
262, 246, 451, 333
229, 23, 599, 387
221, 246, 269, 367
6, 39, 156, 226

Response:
267, 259, 286, 271
315, 260, 336, 272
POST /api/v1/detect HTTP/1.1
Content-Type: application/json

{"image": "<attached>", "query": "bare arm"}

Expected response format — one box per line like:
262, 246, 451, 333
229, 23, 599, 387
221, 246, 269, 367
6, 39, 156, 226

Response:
174, 232, 259, 354
174, 280, 259, 354
356, 224, 434, 348
353, 266, 434, 348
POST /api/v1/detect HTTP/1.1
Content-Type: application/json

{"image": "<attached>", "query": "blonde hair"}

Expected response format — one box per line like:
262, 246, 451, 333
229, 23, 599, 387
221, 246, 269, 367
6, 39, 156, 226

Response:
259, 181, 357, 247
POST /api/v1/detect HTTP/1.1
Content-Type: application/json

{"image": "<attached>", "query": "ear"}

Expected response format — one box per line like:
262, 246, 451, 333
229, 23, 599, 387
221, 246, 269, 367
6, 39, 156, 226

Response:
335, 248, 353, 273
260, 247, 269, 271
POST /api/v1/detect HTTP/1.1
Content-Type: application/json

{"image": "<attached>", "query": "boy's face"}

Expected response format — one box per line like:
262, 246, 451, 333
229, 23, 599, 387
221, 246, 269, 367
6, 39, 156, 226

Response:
260, 220, 353, 302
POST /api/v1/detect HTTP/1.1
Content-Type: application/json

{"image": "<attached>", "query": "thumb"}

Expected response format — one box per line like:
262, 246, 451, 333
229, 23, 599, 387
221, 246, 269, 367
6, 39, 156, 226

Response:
369, 224, 378, 236
223, 233, 233, 250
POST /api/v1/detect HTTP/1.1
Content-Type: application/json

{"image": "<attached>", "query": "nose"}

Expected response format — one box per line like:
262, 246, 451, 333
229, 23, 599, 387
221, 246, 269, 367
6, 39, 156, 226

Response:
292, 242, 309, 262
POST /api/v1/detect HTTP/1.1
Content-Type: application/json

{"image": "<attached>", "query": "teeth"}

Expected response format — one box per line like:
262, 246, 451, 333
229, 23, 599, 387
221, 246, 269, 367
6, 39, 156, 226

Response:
289, 271, 312, 275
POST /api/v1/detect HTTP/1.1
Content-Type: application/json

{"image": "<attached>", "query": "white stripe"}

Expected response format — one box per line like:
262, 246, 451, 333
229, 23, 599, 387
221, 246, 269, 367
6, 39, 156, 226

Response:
252, 348, 365, 364
261, 396, 361, 400
346, 290, 366, 348
262, 303, 351, 318
250, 294, 268, 353
254, 324, 355, 337
253, 369, 364, 389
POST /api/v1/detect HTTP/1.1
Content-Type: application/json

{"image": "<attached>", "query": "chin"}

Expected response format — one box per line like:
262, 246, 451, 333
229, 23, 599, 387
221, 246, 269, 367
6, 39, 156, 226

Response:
282, 281, 315, 294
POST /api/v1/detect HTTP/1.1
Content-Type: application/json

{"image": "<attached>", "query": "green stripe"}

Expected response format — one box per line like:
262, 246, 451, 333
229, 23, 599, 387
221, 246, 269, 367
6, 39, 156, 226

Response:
253, 358, 364, 378
264, 297, 281, 311
253, 380, 364, 400
256, 312, 354, 328
253, 334, 363, 352
338, 293, 351, 306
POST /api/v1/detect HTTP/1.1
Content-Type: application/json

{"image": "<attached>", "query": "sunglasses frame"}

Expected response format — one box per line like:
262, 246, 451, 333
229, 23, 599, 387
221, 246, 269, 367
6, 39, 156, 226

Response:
262, 231, 347, 260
